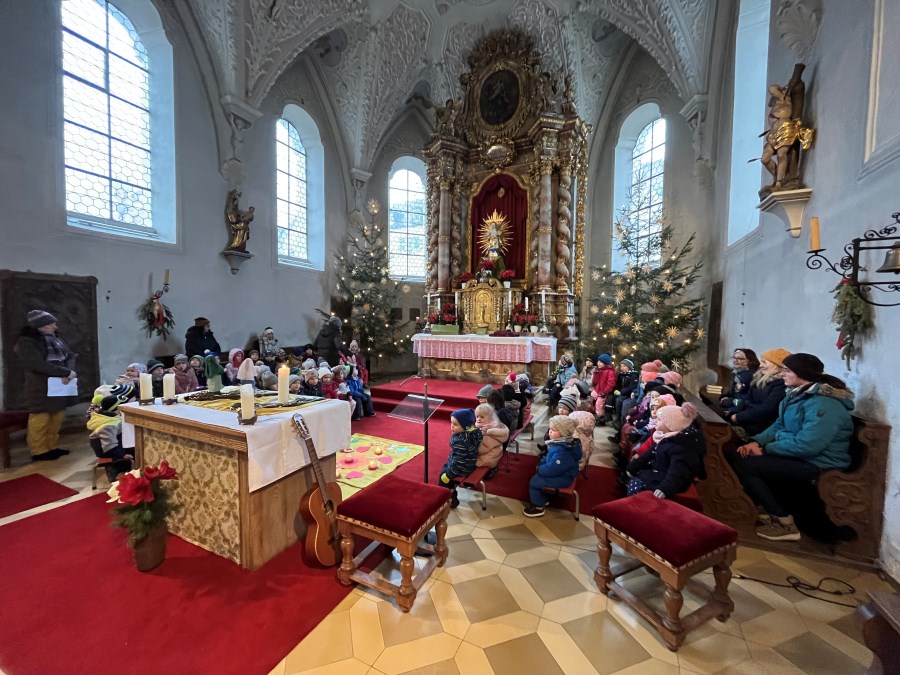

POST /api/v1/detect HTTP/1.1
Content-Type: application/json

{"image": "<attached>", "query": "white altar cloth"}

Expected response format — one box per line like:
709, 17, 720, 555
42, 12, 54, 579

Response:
121, 398, 351, 492
411, 334, 557, 363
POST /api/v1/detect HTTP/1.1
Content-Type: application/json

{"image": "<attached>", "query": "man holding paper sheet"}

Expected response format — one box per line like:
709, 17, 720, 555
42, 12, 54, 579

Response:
14, 310, 77, 461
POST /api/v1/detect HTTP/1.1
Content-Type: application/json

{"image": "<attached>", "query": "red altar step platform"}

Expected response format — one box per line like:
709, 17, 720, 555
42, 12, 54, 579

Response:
369, 378, 484, 422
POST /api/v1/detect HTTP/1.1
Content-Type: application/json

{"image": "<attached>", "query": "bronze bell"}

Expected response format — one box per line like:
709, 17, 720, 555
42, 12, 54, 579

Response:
876, 241, 900, 274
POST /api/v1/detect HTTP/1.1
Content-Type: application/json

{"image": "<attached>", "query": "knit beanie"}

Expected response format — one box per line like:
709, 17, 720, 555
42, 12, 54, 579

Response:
98, 395, 122, 414
761, 348, 791, 368
641, 361, 660, 373
506, 372, 518, 384
597, 353, 612, 365
127, 362, 146, 374
657, 393, 677, 407
174, 353, 189, 364
190, 355, 204, 366
548, 415, 577, 438
146, 359, 164, 373
558, 394, 578, 413
657, 402, 697, 433
349, 340, 359, 351
288, 374, 301, 387
327, 315, 342, 328
451, 408, 476, 430
318, 366, 332, 380
303, 368, 319, 382
26, 309, 57, 329
477, 384, 495, 399
111, 382, 135, 402
640, 370, 660, 383
783, 353, 825, 382
301, 358, 316, 370
194, 317, 209, 327
236, 359, 257, 381
661, 371, 682, 388
516, 373, 530, 384
620, 359, 634, 370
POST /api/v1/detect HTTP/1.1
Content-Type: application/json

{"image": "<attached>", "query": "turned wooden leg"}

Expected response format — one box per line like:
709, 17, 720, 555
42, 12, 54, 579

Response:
398, 554, 416, 612
712, 563, 735, 621
337, 532, 355, 585
663, 585, 685, 650
594, 529, 613, 594
435, 516, 448, 566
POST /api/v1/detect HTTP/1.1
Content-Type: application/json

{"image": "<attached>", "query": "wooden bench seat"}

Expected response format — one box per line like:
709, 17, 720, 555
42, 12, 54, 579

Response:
684, 390, 890, 564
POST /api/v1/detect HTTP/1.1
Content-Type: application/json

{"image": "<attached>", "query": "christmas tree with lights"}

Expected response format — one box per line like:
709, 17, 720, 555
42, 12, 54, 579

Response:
584, 210, 704, 373
325, 199, 408, 366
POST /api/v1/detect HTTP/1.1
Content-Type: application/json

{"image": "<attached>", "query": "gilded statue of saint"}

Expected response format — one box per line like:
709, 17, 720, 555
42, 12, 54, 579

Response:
224, 189, 254, 252
758, 63, 815, 197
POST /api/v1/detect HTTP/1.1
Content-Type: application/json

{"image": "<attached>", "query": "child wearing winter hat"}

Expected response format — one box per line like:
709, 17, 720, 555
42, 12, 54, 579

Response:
591, 353, 616, 424
288, 374, 302, 394
170, 353, 200, 394
625, 402, 705, 499
301, 368, 323, 397
331, 365, 356, 417
189, 355, 207, 388
556, 394, 596, 472
347, 364, 375, 419
441, 409, 483, 508
579, 358, 596, 384
524, 415, 582, 517
545, 354, 577, 410
474, 403, 509, 476
146, 358, 165, 398
319, 368, 338, 399
87, 393, 133, 482
610, 359, 638, 424
224, 349, 245, 385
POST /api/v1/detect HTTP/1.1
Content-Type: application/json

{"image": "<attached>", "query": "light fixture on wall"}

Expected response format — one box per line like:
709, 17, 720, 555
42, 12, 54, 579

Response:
806, 211, 900, 307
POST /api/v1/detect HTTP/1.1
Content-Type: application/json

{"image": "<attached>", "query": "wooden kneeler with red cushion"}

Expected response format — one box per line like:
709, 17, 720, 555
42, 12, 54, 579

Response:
592, 492, 738, 651
336, 473, 451, 612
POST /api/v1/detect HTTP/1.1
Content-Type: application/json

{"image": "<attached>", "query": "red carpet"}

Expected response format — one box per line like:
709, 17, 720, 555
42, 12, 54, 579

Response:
0, 474, 78, 518
370, 378, 484, 421
0, 494, 379, 675
352, 414, 624, 515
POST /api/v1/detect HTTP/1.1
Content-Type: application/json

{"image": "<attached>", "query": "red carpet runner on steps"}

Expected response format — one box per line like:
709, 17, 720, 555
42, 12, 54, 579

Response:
0, 474, 78, 518
0, 494, 371, 675
369, 377, 484, 421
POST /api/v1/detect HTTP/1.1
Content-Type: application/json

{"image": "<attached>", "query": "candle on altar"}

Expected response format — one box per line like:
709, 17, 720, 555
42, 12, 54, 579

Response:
240, 384, 255, 420
507, 289, 512, 307
162, 373, 176, 400
455, 291, 459, 307
809, 216, 821, 251
524, 296, 529, 311
163, 268, 170, 285
139, 373, 152, 400
426, 293, 431, 312
277, 365, 289, 403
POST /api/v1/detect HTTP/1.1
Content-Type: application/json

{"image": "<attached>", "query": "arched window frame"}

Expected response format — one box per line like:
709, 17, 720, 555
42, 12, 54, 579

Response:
387, 156, 427, 281
60, 0, 176, 243
611, 103, 666, 271
277, 104, 325, 270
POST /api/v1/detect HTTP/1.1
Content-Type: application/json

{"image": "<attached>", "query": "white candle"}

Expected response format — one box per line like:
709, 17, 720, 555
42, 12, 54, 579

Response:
162, 373, 176, 400
507, 289, 512, 307
277, 364, 289, 403
139, 373, 152, 400
454, 291, 459, 307
524, 296, 529, 311
426, 293, 431, 311
240, 384, 255, 420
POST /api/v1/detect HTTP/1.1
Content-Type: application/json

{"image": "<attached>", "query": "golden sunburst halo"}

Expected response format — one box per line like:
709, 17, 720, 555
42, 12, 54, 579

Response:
478, 210, 512, 257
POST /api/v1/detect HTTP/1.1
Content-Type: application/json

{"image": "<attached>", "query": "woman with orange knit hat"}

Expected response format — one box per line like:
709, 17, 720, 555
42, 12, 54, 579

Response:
725, 348, 790, 438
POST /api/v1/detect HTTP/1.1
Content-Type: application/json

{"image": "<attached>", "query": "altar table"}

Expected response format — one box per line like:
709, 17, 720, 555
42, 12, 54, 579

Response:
122, 399, 350, 570
411, 334, 557, 384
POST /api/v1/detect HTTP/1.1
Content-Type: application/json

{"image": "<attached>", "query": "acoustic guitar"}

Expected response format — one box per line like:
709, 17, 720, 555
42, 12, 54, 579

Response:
292, 413, 343, 567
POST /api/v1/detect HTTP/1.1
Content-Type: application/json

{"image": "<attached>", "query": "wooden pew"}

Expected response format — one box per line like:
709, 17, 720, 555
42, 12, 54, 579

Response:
684, 390, 891, 565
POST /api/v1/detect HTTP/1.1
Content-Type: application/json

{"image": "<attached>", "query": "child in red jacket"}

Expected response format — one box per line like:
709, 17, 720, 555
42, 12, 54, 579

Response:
591, 353, 616, 425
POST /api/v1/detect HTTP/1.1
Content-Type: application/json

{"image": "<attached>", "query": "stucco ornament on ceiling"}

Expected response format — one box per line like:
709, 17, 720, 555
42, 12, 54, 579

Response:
775, 0, 821, 62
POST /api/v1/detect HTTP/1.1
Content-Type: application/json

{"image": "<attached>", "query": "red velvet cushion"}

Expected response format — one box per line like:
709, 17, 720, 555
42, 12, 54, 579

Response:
592, 492, 736, 568
337, 473, 450, 538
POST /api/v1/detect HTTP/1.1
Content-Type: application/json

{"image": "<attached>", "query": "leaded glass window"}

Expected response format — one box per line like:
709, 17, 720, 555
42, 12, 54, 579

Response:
388, 165, 427, 280
62, 0, 153, 230
629, 118, 666, 267
276, 119, 308, 260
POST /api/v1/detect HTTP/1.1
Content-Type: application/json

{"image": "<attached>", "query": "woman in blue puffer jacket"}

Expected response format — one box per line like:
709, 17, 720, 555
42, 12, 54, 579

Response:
728, 353, 854, 543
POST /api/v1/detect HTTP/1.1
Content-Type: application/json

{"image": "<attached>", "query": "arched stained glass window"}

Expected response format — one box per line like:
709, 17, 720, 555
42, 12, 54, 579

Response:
388, 158, 427, 280
276, 119, 308, 260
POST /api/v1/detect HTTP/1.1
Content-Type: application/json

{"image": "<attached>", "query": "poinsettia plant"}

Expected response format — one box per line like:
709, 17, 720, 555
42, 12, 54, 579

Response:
498, 269, 516, 281
427, 303, 457, 325
108, 461, 180, 546
478, 258, 496, 272
458, 272, 474, 283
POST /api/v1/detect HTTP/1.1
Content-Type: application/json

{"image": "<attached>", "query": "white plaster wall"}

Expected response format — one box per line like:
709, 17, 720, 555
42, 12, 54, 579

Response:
717, 0, 900, 576
0, 2, 349, 398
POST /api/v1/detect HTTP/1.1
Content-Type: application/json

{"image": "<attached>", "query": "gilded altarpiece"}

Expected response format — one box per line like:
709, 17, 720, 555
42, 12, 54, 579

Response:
423, 30, 589, 342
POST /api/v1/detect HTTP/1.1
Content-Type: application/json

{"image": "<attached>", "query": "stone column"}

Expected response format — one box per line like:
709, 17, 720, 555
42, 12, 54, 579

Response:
555, 156, 572, 292
437, 179, 451, 291
537, 158, 554, 289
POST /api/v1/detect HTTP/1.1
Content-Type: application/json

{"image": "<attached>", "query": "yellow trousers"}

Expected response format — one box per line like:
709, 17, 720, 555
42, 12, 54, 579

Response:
27, 410, 66, 456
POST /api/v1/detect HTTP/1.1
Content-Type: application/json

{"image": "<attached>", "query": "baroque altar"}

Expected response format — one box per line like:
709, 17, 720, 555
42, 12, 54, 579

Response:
412, 334, 556, 384
422, 30, 589, 342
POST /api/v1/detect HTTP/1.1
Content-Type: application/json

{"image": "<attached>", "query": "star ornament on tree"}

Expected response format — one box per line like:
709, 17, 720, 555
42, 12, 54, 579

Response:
614, 290, 625, 302
591, 270, 601, 281
620, 312, 633, 326
649, 294, 661, 305
608, 327, 620, 338
662, 280, 674, 292
665, 326, 679, 339
694, 328, 706, 340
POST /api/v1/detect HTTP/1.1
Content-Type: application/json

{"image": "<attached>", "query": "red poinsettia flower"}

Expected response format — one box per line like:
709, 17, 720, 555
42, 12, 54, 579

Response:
143, 460, 177, 481
478, 258, 495, 271
117, 473, 155, 505
459, 272, 474, 283
442, 313, 456, 323
498, 269, 516, 280
427, 312, 439, 324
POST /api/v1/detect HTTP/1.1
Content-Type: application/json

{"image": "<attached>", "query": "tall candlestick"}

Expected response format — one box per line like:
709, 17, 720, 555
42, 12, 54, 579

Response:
454, 291, 459, 307
240, 384, 255, 420
163, 268, 170, 285
507, 289, 512, 308
426, 293, 431, 314
139, 373, 152, 401
162, 373, 176, 400
277, 364, 289, 403
809, 216, 821, 251
524, 296, 529, 311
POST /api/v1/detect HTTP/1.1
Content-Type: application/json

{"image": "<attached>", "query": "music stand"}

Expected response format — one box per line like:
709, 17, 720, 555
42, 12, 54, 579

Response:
387, 384, 444, 484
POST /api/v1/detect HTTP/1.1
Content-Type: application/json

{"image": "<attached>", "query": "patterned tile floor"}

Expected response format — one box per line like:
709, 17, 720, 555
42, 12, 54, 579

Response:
0, 411, 893, 675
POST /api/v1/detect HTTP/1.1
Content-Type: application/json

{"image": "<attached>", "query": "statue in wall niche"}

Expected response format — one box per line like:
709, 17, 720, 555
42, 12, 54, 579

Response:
224, 189, 254, 252
758, 63, 815, 198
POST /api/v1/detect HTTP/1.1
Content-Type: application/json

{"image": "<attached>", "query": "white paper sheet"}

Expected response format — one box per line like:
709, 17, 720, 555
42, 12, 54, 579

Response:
47, 377, 78, 397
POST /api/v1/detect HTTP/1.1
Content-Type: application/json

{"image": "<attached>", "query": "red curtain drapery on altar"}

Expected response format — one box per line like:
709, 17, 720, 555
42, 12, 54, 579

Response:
469, 174, 528, 280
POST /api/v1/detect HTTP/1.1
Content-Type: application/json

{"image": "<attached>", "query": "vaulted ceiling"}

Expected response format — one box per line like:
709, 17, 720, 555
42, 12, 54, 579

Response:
179, 0, 724, 171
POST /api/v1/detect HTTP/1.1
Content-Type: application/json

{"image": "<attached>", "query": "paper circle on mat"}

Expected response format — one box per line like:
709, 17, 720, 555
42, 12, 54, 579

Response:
393, 446, 410, 453
346, 471, 365, 479
356, 446, 370, 453
378, 457, 393, 464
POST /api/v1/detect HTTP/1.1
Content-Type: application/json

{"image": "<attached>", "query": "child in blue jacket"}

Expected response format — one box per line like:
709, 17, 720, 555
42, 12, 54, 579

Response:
440, 409, 483, 508
524, 415, 582, 517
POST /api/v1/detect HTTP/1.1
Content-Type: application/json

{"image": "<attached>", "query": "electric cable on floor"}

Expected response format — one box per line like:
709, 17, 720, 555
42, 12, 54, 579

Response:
728, 572, 859, 608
